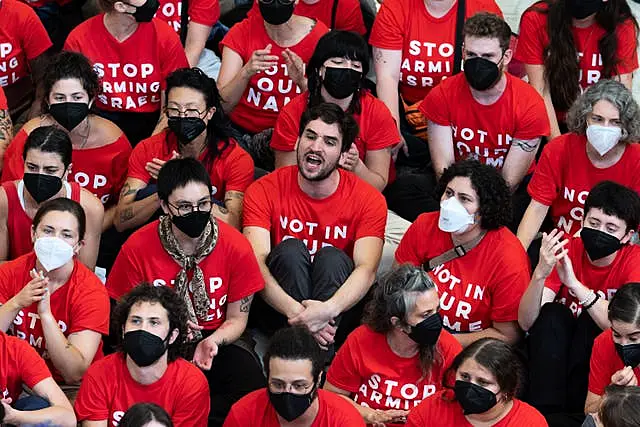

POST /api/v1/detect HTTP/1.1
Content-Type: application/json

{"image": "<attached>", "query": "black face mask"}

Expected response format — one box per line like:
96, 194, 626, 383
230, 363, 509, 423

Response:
168, 117, 207, 144
259, 0, 295, 25
128, 0, 160, 22
123, 329, 168, 367
615, 342, 640, 368
581, 227, 622, 261
464, 57, 501, 91
49, 102, 89, 132
323, 67, 362, 100
454, 380, 498, 415
568, 0, 604, 19
268, 387, 316, 421
23, 173, 63, 204
171, 210, 210, 238
407, 313, 443, 347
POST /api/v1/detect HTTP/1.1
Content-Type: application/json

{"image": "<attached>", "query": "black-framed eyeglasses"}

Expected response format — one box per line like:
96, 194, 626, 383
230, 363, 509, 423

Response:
169, 200, 213, 216
165, 107, 206, 119
268, 380, 314, 394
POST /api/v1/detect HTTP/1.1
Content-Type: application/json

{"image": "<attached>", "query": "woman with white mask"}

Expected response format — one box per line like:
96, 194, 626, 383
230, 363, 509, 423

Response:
0, 198, 109, 399
517, 79, 640, 253
395, 159, 529, 347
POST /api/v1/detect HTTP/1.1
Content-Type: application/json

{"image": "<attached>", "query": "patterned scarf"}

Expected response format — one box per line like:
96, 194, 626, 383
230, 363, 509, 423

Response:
158, 215, 218, 340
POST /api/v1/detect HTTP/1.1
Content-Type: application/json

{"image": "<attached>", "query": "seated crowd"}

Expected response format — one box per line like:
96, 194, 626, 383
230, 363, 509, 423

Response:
0, 0, 640, 425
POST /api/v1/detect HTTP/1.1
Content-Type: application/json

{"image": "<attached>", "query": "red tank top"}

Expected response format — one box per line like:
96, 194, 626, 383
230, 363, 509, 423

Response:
2, 181, 81, 260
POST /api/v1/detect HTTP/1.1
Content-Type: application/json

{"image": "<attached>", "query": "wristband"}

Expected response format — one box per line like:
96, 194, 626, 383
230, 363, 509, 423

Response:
583, 293, 601, 311
579, 290, 596, 306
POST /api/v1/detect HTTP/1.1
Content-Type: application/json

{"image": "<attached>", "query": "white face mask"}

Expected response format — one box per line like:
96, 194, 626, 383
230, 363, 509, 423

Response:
438, 196, 475, 233
586, 124, 622, 156
34, 237, 75, 272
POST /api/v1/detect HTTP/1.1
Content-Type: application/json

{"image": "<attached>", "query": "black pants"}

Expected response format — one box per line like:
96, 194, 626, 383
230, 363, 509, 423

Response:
94, 109, 160, 147
525, 303, 601, 422
251, 238, 355, 345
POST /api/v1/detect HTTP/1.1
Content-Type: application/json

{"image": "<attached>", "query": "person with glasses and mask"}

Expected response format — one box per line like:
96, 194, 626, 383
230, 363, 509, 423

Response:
0, 198, 109, 397
63, 0, 188, 146
107, 157, 266, 425
74, 284, 209, 427
519, 181, 640, 419
1, 51, 132, 235
217, 0, 329, 169
115, 67, 252, 232
224, 326, 365, 426
0, 126, 104, 268
406, 338, 546, 426
517, 80, 640, 254
324, 265, 461, 425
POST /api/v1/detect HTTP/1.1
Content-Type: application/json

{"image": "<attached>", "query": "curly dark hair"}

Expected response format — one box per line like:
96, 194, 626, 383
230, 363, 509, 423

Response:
112, 284, 189, 362
528, 0, 639, 112
436, 159, 512, 230
41, 51, 100, 112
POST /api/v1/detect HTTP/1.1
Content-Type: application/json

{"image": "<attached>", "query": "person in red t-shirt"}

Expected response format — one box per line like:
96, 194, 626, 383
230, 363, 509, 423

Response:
519, 181, 640, 416
0, 331, 76, 426
115, 68, 253, 233
370, 0, 501, 156
243, 103, 386, 348
0, 127, 104, 268
0, 0, 52, 119
395, 159, 529, 347
108, 157, 266, 424
407, 338, 547, 426
217, 6, 329, 169
0, 86, 11, 170
424, 13, 549, 196
515, 0, 638, 139
246, 0, 366, 35
1, 51, 132, 234
0, 198, 109, 393
63, 0, 188, 146
324, 265, 462, 425
518, 80, 640, 252
585, 283, 640, 416
75, 284, 210, 427
225, 326, 365, 427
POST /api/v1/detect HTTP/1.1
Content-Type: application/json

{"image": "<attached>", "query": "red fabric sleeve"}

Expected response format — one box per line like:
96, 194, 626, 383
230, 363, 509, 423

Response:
270, 95, 305, 152
127, 139, 154, 183
513, 84, 550, 140
170, 367, 210, 427
188, 0, 220, 27
17, 338, 52, 389
219, 18, 252, 61
74, 363, 110, 421
0, 261, 16, 304
369, 0, 405, 50
438, 331, 463, 367
489, 263, 530, 323
226, 233, 265, 302
222, 143, 255, 193
364, 97, 401, 150
420, 82, 451, 125
0, 87, 6, 110
18, 4, 52, 60
527, 137, 562, 205
157, 22, 189, 87
105, 244, 145, 300
1, 128, 28, 183
336, 0, 366, 35
514, 7, 546, 65
481, 0, 503, 17
614, 19, 639, 75
242, 179, 273, 230
588, 331, 613, 396
109, 134, 133, 203
326, 330, 361, 393
68, 275, 110, 336
395, 215, 427, 266
354, 188, 387, 240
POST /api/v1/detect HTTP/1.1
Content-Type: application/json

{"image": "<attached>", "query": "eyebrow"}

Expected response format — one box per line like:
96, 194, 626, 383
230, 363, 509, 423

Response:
612, 327, 640, 336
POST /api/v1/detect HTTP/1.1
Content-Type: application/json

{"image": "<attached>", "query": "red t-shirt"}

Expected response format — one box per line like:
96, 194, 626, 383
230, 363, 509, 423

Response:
64, 15, 189, 113
395, 212, 530, 332
127, 130, 254, 201
75, 353, 209, 426
219, 15, 329, 133
0, 86, 6, 109
370, 0, 502, 104
1, 180, 81, 260
106, 219, 264, 330
247, 0, 366, 35
528, 133, 640, 237
156, 0, 220, 36
421, 73, 549, 170
545, 237, 640, 317
326, 325, 461, 424
588, 328, 640, 396
0, 252, 109, 383
271, 91, 400, 183
515, 2, 638, 105
243, 166, 387, 258
407, 391, 547, 427
0, 331, 51, 402
2, 129, 132, 206
0, 0, 51, 88
224, 388, 366, 427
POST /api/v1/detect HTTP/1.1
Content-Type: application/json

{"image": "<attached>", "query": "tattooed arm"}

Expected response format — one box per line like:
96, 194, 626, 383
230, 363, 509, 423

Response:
502, 137, 541, 193
0, 108, 12, 172
211, 190, 244, 229
113, 177, 161, 232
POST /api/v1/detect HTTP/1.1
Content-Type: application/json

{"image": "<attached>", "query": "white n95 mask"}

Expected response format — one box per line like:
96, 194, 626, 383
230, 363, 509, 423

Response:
438, 197, 475, 233
586, 124, 622, 156
34, 237, 74, 272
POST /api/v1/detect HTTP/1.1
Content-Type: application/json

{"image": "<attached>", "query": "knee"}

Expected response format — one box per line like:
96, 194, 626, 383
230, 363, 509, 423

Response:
314, 246, 354, 270
269, 238, 309, 261
530, 303, 574, 336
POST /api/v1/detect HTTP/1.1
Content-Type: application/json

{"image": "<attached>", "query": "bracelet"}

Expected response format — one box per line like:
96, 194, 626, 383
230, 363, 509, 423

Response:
583, 293, 601, 311
579, 290, 595, 306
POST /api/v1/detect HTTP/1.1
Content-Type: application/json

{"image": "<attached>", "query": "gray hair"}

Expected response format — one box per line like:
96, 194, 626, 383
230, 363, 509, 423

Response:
566, 79, 640, 142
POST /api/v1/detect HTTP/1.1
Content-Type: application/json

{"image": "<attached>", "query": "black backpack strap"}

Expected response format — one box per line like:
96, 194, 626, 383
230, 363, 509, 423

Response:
452, 0, 466, 74
331, 0, 339, 29
180, 0, 190, 46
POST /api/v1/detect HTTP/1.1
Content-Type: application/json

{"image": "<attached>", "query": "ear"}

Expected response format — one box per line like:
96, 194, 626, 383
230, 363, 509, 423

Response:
168, 328, 179, 345
31, 225, 37, 244
74, 239, 85, 254
63, 163, 72, 181
502, 48, 513, 68
206, 106, 216, 122
294, 137, 300, 151
113, 1, 132, 13
160, 200, 170, 215
621, 229, 634, 245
